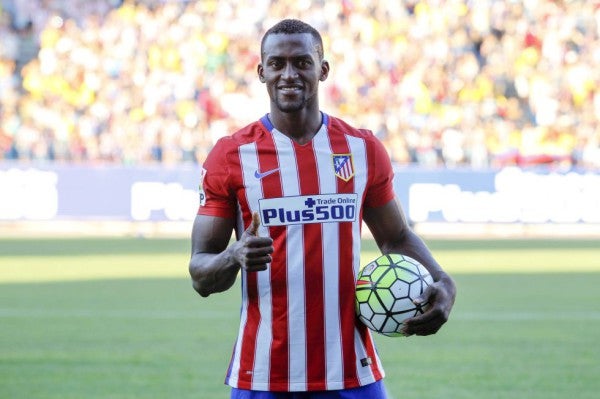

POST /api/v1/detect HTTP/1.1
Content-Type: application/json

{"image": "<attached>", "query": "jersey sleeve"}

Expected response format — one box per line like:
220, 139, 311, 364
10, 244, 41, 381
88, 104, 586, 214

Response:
363, 134, 395, 208
197, 138, 237, 218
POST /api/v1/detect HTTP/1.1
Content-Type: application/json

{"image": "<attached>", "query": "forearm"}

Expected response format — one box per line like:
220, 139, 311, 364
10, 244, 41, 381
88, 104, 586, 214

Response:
365, 199, 456, 335
385, 230, 457, 327
189, 246, 241, 297
386, 230, 457, 307
382, 229, 448, 281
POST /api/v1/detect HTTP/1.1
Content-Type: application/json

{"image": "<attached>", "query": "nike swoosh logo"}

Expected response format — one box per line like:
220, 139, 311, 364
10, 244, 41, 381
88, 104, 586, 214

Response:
254, 168, 280, 179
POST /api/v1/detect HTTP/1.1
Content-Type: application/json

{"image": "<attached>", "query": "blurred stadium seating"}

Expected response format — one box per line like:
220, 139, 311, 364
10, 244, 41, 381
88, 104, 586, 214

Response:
0, 0, 599, 169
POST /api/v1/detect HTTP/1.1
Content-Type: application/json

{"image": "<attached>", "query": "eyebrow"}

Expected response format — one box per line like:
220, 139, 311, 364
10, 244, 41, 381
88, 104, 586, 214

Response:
265, 53, 314, 61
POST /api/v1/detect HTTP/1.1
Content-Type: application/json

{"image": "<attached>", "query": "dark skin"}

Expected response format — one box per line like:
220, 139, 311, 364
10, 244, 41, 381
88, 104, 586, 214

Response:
189, 32, 456, 336
258, 33, 329, 144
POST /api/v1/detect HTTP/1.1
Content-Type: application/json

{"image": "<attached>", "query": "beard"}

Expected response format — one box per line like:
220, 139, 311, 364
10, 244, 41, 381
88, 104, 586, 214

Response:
274, 97, 306, 113
272, 90, 317, 113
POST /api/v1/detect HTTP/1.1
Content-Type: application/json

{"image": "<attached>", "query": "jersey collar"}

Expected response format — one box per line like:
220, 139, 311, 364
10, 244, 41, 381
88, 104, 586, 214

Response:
260, 112, 329, 133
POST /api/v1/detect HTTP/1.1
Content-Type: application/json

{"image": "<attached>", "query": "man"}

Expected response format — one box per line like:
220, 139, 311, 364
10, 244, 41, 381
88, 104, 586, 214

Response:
189, 19, 456, 399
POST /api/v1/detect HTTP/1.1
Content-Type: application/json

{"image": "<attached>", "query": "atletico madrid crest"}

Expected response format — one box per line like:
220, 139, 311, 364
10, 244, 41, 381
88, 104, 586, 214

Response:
332, 154, 354, 182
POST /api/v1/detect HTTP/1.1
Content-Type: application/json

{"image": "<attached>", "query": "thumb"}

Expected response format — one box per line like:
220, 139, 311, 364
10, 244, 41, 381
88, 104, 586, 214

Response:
413, 284, 433, 306
248, 211, 260, 236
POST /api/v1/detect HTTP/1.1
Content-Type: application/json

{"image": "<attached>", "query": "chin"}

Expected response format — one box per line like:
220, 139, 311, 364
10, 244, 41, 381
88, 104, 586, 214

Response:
275, 101, 305, 113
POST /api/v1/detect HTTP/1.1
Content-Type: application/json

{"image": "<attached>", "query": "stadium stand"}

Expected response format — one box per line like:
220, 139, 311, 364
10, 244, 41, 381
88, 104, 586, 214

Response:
0, 0, 599, 169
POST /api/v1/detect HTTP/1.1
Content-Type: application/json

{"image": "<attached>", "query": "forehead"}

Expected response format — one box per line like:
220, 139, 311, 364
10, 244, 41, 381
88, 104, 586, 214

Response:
262, 33, 319, 59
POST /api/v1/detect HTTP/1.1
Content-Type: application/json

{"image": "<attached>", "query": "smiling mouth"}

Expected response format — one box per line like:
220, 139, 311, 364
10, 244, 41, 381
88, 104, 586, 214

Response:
278, 86, 303, 93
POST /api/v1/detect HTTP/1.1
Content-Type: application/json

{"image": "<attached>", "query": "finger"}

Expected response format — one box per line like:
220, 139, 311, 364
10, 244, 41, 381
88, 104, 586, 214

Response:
402, 304, 446, 336
401, 316, 435, 336
242, 254, 271, 272
413, 284, 434, 306
244, 264, 269, 272
401, 300, 437, 336
246, 212, 260, 236
248, 211, 260, 235
405, 307, 437, 327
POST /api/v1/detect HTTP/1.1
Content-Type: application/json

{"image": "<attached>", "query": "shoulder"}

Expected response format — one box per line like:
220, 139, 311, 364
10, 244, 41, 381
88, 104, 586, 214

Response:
215, 120, 268, 150
327, 114, 377, 141
326, 114, 391, 169
232, 119, 270, 143
326, 115, 386, 155
206, 119, 268, 162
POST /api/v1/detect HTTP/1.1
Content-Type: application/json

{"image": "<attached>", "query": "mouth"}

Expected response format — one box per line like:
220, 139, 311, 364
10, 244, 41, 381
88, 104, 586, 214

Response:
278, 85, 303, 94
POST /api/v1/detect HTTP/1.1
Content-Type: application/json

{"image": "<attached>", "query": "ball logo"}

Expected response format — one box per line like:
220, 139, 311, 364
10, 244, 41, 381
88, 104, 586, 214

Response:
258, 194, 358, 226
361, 262, 377, 275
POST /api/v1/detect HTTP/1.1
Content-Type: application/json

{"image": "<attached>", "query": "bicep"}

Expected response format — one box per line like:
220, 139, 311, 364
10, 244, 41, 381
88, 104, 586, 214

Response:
191, 214, 235, 255
363, 197, 411, 253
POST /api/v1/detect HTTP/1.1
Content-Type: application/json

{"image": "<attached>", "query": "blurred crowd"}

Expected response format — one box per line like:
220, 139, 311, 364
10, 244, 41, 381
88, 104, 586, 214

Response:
0, 0, 599, 169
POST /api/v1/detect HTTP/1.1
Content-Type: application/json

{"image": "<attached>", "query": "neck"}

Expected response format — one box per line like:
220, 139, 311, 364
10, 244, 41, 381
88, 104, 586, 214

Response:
268, 109, 322, 145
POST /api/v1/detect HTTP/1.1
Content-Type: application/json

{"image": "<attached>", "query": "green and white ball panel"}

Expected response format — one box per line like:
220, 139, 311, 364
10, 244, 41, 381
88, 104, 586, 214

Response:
355, 253, 434, 337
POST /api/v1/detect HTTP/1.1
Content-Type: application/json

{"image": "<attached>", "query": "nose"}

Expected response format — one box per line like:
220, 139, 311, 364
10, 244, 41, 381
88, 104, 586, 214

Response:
281, 62, 298, 80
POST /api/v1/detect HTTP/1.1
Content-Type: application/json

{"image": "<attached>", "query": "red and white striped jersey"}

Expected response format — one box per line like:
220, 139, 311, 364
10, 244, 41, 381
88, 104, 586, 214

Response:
198, 113, 395, 392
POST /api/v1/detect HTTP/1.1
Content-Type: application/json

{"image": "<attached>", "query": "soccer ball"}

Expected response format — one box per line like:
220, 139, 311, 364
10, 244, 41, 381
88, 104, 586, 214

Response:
355, 253, 433, 337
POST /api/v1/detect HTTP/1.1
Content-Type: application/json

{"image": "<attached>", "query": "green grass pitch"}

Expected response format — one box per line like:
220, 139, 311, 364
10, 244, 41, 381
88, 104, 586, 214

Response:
1, 237, 599, 398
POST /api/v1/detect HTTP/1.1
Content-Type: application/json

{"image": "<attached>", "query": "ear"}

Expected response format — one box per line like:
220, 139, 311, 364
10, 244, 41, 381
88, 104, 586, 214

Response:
319, 60, 330, 82
257, 63, 265, 83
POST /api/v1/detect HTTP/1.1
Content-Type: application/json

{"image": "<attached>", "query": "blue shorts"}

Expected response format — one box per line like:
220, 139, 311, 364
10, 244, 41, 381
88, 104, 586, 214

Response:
230, 380, 387, 399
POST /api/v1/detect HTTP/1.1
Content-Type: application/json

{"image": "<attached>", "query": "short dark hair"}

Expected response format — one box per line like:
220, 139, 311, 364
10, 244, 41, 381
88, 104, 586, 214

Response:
260, 19, 324, 60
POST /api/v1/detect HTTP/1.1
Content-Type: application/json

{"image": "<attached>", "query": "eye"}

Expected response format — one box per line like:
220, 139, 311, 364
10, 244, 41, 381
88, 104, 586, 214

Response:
297, 59, 311, 68
269, 60, 284, 69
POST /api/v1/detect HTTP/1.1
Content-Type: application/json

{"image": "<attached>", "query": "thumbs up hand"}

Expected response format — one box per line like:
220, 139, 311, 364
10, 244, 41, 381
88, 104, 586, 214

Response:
234, 211, 273, 272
